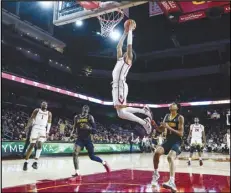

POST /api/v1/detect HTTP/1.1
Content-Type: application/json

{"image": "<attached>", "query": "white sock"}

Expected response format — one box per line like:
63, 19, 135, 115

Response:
154, 169, 158, 174
25, 160, 29, 163
117, 109, 146, 126
127, 30, 133, 45
126, 107, 146, 115
170, 176, 175, 182
199, 157, 202, 161
35, 149, 42, 159
102, 161, 106, 165
75, 169, 80, 174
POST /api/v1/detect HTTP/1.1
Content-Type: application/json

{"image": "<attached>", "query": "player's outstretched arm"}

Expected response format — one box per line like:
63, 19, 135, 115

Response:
46, 112, 52, 134
126, 24, 134, 63
25, 108, 39, 129
117, 31, 127, 59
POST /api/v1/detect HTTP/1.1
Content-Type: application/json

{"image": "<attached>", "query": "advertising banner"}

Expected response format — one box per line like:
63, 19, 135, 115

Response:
149, 1, 163, 17
1, 141, 141, 157
178, 1, 229, 14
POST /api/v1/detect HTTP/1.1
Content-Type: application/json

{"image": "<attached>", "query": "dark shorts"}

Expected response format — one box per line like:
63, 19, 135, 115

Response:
75, 139, 94, 152
161, 140, 182, 155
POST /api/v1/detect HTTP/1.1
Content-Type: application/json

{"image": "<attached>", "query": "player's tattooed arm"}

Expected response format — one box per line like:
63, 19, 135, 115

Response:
48, 112, 52, 123
154, 115, 167, 134
25, 108, 39, 129
46, 112, 52, 135
117, 31, 127, 59
202, 126, 206, 145
187, 125, 193, 143
126, 23, 135, 63
71, 116, 77, 137
163, 115, 184, 137
89, 115, 97, 134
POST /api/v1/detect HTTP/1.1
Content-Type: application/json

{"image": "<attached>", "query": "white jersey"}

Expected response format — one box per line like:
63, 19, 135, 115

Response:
34, 109, 49, 128
191, 124, 204, 140
112, 57, 131, 85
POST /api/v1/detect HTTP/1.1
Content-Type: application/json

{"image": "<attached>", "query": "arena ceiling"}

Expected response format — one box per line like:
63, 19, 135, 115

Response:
2, 2, 230, 76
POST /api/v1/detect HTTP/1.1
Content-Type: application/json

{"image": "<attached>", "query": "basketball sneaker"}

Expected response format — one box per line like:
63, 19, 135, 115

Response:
103, 161, 111, 173
143, 105, 153, 120
72, 173, 80, 177
144, 117, 152, 135
199, 160, 203, 166
151, 170, 160, 187
32, 162, 38, 169
162, 180, 177, 192
23, 162, 28, 171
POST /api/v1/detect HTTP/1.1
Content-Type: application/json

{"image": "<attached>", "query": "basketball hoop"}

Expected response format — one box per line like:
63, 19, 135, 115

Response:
97, 10, 124, 37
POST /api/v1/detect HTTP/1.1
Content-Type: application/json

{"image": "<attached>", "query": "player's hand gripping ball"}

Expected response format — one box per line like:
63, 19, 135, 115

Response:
124, 19, 136, 32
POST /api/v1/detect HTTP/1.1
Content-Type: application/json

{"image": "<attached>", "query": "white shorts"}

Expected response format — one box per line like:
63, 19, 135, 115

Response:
112, 82, 128, 106
191, 138, 202, 145
227, 142, 230, 149
30, 125, 47, 143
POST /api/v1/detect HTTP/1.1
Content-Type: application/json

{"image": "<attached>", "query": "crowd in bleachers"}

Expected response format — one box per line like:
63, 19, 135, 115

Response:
2, 106, 230, 154
1, 107, 132, 144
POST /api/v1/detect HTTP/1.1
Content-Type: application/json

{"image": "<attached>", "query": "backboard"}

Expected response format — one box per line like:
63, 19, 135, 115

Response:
53, 1, 147, 26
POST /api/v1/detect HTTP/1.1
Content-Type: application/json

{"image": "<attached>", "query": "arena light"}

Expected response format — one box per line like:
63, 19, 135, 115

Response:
109, 30, 121, 41
2, 72, 230, 108
39, 1, 53, 9
75, 20, 83, 27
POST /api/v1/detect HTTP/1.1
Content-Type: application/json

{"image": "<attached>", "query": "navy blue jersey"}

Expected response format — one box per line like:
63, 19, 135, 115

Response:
163, 113, 182, 143
73, 114, 96, 140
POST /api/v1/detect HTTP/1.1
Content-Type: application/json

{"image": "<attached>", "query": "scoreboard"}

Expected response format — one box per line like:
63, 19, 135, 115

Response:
157, 1, 230, 23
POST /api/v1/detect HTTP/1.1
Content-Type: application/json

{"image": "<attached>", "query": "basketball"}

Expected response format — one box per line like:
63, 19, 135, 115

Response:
124, 19, 136, 32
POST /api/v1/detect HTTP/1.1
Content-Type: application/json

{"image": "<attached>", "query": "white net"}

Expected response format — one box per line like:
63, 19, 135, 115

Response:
97, 10, 124, 37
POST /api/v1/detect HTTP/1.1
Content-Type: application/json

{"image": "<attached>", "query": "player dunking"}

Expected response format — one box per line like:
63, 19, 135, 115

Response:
187, 117, 206, 166
112, 19, 153, 134
23, 101, 52, 171
71, 105, 110, 177
151, 103, 184, 192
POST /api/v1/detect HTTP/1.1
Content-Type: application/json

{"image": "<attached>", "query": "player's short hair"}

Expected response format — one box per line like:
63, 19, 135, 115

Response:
169, 102, 178, 110
82, 105, 90, 111
41, 101, 47, 105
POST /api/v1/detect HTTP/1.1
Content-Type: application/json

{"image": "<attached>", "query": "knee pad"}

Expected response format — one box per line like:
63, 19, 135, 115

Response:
196, 145, 202, 152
